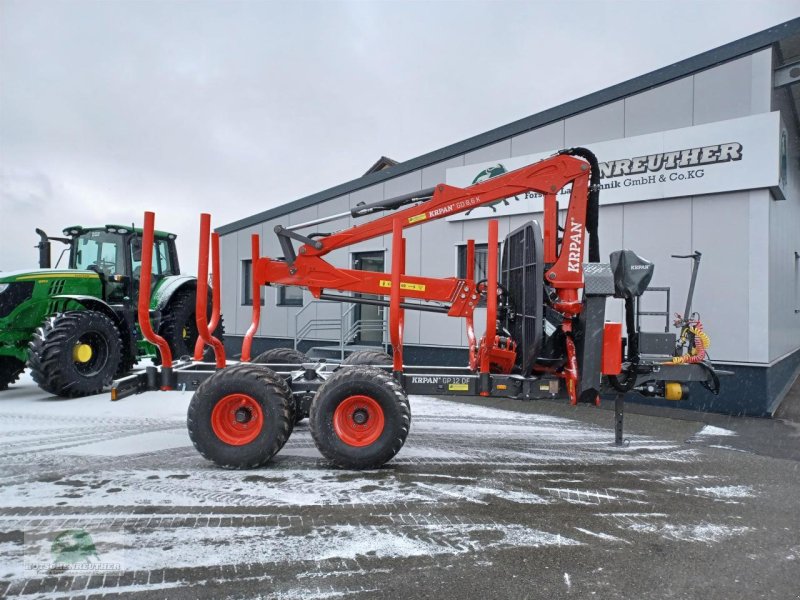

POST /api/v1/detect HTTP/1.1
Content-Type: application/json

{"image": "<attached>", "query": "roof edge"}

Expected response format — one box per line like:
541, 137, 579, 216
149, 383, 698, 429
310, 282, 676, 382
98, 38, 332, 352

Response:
218, 17, 800, 236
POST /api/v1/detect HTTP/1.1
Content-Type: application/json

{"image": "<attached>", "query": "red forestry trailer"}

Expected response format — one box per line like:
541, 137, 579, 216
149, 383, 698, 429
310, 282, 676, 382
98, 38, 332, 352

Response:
113, 148, 721, 470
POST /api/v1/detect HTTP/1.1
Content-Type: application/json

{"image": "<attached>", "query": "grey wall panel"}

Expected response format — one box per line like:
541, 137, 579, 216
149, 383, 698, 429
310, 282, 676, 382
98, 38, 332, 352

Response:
745, 191, 770, 364
692, 55, 754, 124
465, 140, 511, 165
624, 77, 694, 137
690, 192, 753, 363
422, 156, 465, 189
384, 171, 424, 345
564, 100, 625, 146
768, 81, 800, 361
510, 121, 565, 155
418, 220, 466, 346
750, 48, 773, 114
258, 219, 289, 339
219, 233, 239, 336
621, 198, 694, 344
348, 183, 387, 254
596, 204, 625, 325
309, 194, 353, 341
235, 226, 263, 337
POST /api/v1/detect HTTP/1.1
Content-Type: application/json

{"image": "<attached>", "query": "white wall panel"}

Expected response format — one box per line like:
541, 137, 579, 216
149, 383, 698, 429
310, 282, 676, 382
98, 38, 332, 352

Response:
564, 100, 624, 146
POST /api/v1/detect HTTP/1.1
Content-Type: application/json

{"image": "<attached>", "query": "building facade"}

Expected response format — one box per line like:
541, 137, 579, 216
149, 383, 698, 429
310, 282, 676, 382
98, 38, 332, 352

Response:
218, 20, 800, 416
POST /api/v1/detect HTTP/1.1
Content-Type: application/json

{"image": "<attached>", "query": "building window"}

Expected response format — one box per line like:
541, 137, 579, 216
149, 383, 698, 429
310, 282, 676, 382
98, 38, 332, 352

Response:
456, 243, 500, 307
241, 260, 264, 306
456, 243, 500, 281
277, 285, 303, 307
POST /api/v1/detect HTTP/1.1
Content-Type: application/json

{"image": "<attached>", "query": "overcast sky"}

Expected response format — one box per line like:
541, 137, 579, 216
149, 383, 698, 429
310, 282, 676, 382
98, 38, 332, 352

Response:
1, 0, 798, 272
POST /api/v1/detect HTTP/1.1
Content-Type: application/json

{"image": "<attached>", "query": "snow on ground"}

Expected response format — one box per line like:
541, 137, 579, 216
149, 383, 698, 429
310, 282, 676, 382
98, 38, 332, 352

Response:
0, 372, 759, 597
695, 424, 737, 437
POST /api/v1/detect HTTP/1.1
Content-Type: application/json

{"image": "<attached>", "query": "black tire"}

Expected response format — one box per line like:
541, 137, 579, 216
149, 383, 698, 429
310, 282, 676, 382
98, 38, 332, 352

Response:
188, 363, 294, 469
0, 357, 25, 391
157, 288, 226, 363
253, 347, 308, 423
252, 347, 307, 366
116, 334, 138, 378
310, 367, 410, 469
342, 350, 392, 367
28, 311, 122, 398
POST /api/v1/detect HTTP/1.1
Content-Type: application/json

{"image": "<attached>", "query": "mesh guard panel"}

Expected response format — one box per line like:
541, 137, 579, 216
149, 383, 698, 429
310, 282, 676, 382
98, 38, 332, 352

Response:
501, 221, 544, 374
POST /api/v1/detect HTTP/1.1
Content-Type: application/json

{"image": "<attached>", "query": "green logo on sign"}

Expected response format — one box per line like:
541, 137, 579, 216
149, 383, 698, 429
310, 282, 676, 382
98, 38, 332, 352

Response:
472, 164, 507, 185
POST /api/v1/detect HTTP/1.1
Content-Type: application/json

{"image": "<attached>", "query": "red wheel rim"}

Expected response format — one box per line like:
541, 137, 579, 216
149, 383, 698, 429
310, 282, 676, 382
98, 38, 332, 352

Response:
333, 395, 385, 447
210, 393, 264, 446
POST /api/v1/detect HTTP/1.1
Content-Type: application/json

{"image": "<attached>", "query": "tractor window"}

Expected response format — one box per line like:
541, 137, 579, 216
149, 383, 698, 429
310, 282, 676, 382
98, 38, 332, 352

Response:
131, 237, 176, 279
72, 232, 123, 276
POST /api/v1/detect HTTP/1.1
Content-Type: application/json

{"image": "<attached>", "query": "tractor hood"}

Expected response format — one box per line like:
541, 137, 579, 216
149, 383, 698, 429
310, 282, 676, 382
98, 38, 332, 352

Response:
0, 269, 100, 285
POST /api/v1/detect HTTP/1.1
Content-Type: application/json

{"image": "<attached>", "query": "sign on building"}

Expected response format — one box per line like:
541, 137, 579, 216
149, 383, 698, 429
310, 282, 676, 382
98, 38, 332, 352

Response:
446, 112, 784, 221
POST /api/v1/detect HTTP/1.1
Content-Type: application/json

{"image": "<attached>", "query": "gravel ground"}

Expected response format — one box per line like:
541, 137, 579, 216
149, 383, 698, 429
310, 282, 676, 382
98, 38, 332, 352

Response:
1, 372, 798, 599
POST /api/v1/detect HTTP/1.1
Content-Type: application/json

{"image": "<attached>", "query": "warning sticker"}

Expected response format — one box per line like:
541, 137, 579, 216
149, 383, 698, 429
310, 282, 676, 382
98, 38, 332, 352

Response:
407, 214, 427, 224
378, 280, 426, 292
448, 383, 469, 391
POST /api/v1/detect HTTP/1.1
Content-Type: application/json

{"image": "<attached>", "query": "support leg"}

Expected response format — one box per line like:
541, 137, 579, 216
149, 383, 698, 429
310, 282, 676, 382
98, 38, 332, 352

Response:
614, 393, 625, 446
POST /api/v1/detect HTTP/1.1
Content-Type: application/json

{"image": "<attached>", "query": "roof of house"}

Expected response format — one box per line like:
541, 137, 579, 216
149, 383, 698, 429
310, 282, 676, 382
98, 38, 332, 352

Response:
218, 18, 800, 236
364, 156, 399, 176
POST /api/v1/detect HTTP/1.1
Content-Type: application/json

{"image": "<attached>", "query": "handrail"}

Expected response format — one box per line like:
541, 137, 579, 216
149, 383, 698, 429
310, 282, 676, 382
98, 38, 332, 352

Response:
292, 299, 387, 359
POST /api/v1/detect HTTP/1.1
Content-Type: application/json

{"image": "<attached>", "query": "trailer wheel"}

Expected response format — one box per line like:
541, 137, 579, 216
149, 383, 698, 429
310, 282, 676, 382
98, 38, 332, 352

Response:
252, 347, 308, 422
310, 367, 410, 469
0, 357, 25, 391
342, 350, 392, 367
28, 311, 121, 398
252, 347, 307, 366
187, 363, 294, 469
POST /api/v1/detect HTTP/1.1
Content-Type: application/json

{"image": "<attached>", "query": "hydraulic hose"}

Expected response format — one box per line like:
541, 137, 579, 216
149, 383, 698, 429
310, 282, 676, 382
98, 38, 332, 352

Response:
669, 320, 710, 365
558, 147, 600, 263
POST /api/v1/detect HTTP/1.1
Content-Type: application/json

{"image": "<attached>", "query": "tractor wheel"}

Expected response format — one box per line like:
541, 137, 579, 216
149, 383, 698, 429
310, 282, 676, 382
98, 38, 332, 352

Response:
0, 357, 25, 391
252, 347, 307, 366
187, 363, 295, 469
252, 347, 308, 423
342, 350, 392, 367
28, 311, 122, 398
115, 333, 138, 378
157, 288, 225, 363
310, 366, 410, 470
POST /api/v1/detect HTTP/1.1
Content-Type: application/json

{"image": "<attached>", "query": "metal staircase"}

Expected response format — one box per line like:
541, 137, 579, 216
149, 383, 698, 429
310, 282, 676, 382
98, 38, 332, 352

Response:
293, 300, 388, 360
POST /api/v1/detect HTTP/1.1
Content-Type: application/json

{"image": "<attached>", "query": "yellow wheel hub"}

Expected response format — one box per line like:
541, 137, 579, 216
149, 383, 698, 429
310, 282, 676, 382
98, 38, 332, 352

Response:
73, 343, 93, 364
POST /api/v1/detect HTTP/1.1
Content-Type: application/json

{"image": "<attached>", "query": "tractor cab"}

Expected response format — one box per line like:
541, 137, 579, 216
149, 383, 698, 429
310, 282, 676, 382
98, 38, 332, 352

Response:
63, 225, 180, 302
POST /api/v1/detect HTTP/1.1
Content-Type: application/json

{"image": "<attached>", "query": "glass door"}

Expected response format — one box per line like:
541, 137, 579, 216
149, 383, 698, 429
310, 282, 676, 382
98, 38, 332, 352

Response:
351, 251, 385, 344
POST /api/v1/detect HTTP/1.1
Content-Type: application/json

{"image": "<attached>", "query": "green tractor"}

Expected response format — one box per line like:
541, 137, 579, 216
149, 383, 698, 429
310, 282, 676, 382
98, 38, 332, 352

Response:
0, 224, 223, 397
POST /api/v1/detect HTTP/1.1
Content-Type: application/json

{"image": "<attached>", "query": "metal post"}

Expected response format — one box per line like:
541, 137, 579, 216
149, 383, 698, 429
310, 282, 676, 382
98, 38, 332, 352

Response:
138, 212, 173, 376
241, 234, 261, 362
614, 393, 624, 446
683, 252, 701, 320
340, 302, 345, 361
389, 218, 404, 378
196, 214, 226, 368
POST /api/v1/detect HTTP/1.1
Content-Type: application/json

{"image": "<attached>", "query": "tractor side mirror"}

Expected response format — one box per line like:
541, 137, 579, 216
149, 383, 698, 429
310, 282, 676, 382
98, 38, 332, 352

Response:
131, 237, 143, 262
